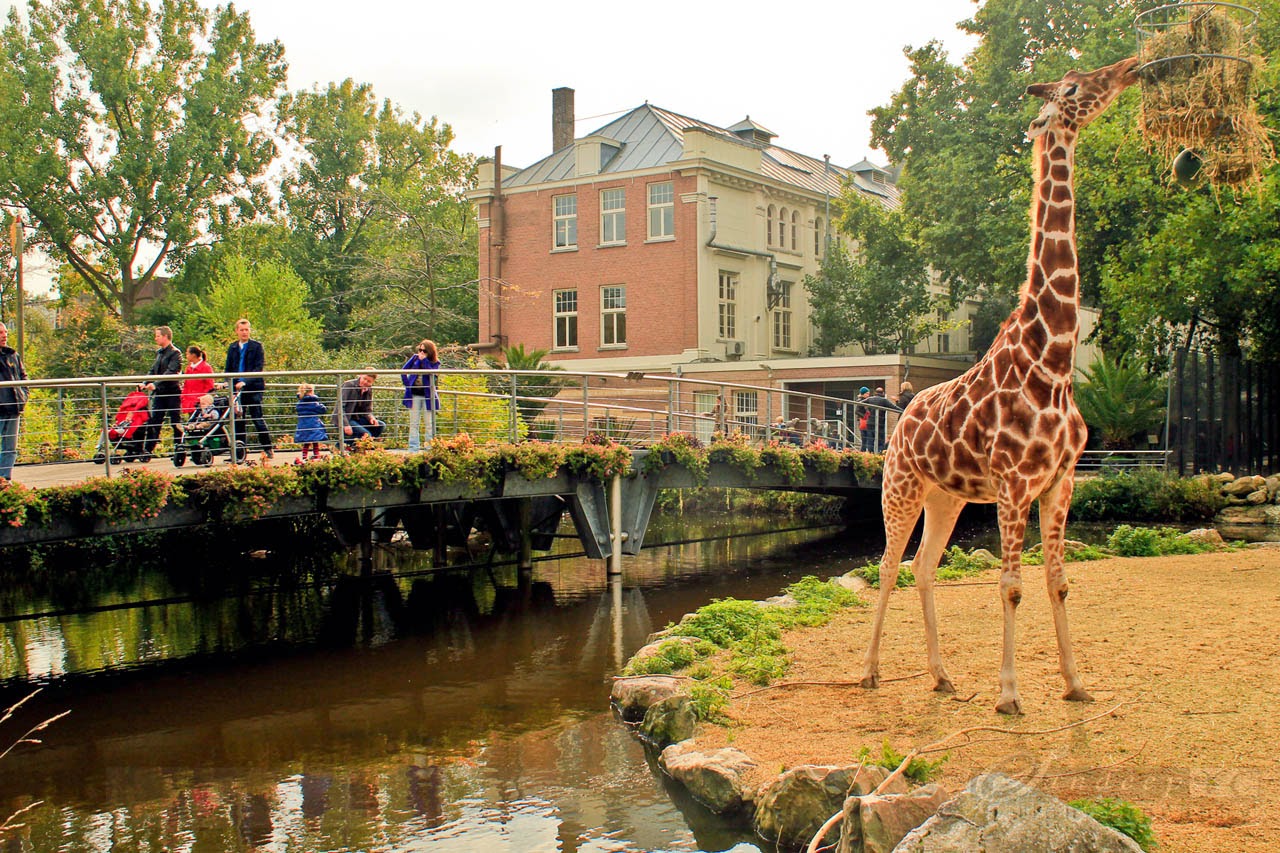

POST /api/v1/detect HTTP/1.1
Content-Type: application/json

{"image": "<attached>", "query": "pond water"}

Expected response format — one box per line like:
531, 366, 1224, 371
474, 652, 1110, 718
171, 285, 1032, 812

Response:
0, 507, 1267, 852
0, 509, 889, 853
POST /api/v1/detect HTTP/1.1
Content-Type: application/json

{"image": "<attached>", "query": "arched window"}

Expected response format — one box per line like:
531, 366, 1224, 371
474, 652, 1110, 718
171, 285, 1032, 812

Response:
778, 207, 788, 248
791, 210, 799, 251
814, 217, 823, 256
766, 205, 776, 246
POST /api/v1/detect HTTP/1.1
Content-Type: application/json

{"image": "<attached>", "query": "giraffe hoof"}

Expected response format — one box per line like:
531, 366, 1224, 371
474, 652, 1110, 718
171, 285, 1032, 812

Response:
1062, 686, 1094, 703
933, 677, 956, 694
859, 674, 879, 689
995, 697, 1023, 715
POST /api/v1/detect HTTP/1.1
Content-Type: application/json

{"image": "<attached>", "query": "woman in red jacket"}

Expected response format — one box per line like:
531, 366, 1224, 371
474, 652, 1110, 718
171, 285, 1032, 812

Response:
180, 345, 215, 414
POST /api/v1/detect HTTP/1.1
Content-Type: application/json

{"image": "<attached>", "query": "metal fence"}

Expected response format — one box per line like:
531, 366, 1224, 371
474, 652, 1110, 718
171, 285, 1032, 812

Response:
1167, 348, 1279, 476
2, 368, 903, 477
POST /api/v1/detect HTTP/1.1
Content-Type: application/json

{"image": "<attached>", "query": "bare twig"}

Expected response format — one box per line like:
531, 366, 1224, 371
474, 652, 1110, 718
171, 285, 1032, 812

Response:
1023, 740, 1148, 780
732, 672, 928, 700
805, 757, 869, 853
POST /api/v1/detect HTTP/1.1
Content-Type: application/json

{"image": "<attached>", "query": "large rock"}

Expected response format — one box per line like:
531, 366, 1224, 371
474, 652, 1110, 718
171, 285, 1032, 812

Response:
1210, 471, 1236, 485
1222, 475, 1265, 496
754, 764, 903, 850
1266, 504, 1280, 525
1246, 488, 1269, 505
1184, 528, 1225, 548
640, 695, 697, 747
837, 784, 949, 853
660, 741, 758, 814
893, 773, 1142, 852
1217, 505, 1270, 525
1265, 475, 1280, 500
611, 675, 688, 722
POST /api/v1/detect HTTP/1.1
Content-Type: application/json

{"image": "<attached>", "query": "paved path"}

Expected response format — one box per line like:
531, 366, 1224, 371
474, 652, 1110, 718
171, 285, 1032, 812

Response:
11, 450, 318, 489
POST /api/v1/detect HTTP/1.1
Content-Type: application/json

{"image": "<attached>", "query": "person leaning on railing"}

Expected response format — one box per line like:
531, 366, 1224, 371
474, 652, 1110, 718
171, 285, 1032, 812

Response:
337, 370, 385, 449
0, 321, 28, 481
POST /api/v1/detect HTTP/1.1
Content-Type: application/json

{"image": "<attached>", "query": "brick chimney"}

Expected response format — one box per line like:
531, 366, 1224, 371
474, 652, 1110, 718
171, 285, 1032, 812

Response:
552, 87, 574, 153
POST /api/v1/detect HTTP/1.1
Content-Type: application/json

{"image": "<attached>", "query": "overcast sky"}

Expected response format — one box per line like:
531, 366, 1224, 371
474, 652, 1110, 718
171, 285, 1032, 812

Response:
2, 0, 982, 293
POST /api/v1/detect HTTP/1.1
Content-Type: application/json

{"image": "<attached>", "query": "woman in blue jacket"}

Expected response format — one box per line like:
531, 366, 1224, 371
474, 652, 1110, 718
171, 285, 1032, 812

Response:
401, 339, 441, 451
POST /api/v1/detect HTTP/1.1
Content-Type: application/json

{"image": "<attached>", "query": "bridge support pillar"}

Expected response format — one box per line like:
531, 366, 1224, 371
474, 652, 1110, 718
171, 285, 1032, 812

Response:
608, 475, 623, 577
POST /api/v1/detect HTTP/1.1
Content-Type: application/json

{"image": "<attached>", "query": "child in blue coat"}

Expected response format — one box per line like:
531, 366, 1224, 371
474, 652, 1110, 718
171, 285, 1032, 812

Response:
294, 383, 328, 461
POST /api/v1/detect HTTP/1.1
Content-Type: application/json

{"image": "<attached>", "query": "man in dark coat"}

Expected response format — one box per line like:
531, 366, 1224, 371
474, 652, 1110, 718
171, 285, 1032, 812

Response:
336, 370, 385, 449
141, 325, 184, 456
0, 322, 27, 480
861, 386, 902, 453
224, 318, 274, 459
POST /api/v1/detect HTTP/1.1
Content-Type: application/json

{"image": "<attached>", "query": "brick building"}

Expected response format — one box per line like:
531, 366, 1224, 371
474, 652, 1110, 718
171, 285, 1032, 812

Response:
467, 89, 1100, 431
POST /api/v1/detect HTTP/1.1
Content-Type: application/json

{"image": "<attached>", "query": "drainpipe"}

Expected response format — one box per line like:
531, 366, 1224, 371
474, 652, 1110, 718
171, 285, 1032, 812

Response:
489, 145, 505, 351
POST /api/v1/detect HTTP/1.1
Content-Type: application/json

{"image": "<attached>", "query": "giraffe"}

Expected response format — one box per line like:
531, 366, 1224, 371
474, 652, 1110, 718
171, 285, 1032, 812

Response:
859, 57, 1141, 715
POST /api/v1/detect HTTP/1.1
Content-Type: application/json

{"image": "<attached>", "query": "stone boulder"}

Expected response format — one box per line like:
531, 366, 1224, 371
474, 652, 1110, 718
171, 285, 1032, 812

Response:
1217, 505, 1270, 525
611, 675, 688, 722
1222, 475, 1265, 496
1184, 528, 1225, 548
640, 695, 697, 747
1266, 475, 1280, 500
836, 573, 871, 593
837, 784, 949, 853
753, 764, 904, 850
893, 773, 1142, 852
1210, 471, 1236, 484
1246, 488, 1269, 505
660, 741, 759, 814
969, 548, 999, 566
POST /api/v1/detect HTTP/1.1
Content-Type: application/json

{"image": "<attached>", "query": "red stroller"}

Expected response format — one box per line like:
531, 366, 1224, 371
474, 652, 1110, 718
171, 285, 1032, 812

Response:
93, 388, 153, 463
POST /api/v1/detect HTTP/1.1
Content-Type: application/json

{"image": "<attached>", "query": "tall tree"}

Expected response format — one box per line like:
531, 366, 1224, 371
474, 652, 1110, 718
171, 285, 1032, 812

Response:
278, 79, 477, 346
803, 193, 940, 356
0, 0, 287, 321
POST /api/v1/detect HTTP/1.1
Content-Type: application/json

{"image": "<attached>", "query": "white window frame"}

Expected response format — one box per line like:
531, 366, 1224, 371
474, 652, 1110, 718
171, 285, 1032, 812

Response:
814, 217, 823, 257
777, 207, 788, 248
718, 271, 738, 340
766, 205, 776, 246
600, 285, 627, 347
600, 188, 626, 245
647, 181, 675, 239
734, 390, 759, 435
553, 288, 578, 350
790, 210, 799, 251
553, 194, 577, 250
772, 280, 793, 351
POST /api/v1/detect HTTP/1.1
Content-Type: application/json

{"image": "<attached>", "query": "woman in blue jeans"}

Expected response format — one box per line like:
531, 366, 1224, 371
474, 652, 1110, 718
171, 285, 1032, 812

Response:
400, 339, 441, 452
0, 322, 27, 480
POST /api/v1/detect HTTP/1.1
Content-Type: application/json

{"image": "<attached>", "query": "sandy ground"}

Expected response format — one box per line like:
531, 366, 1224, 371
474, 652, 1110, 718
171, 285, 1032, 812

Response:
696, 545, 1280, 852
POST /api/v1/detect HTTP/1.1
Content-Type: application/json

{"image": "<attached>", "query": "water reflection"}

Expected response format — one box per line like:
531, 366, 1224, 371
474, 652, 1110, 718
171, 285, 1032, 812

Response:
0, 516, 864, 852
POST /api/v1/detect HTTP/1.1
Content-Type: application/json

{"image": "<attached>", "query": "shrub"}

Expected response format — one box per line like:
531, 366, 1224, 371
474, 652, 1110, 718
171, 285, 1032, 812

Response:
689, 676, 733, 724
642, 432, 708, 482
623, 638, 716, 676
1069, 797, 1156, 850
42, 468, 177, 524
1071, 469, 1225, 522
708, 433, 764, 480
771, 575, 865, 628
1107, 524, 1217, 557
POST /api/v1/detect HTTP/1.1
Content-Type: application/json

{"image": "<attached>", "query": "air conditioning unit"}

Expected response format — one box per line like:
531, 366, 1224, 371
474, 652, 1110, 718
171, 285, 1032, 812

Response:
726, 341, 745, 358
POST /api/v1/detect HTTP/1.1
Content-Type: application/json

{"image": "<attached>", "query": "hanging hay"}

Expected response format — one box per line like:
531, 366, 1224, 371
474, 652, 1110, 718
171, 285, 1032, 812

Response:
1136, 2, 1274, 186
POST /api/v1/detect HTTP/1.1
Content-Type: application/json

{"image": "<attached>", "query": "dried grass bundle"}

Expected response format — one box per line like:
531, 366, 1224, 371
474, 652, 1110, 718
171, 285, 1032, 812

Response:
1137, 3, 1274, 186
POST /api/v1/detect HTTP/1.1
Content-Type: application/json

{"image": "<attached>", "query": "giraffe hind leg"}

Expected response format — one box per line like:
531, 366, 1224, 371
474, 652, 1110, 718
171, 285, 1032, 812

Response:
914, 489, 968, 693
860, 475, 926, 689
1040, 475, 1093, 703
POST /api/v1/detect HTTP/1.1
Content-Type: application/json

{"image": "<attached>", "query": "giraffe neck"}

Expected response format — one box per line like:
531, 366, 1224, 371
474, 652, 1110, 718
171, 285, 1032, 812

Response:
1017, 128, 1079, 378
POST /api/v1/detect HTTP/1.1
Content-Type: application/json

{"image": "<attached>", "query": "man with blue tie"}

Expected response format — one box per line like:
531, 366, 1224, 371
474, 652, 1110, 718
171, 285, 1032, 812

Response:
224, 318, 274, 460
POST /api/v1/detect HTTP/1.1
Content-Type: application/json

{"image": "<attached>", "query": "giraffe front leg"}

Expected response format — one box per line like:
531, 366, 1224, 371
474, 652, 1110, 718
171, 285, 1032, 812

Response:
1039, 475, 1093, 703
995, 488, 1032, 715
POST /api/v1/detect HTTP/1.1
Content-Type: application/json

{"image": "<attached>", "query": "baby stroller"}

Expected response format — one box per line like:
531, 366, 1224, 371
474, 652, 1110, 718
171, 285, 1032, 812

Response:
92, 388, 152, 464
172, 393, 248, 467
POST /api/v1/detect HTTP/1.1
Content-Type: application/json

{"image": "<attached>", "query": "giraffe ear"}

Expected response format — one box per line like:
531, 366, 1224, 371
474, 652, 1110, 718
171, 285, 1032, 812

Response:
1026, 82, 1055, 99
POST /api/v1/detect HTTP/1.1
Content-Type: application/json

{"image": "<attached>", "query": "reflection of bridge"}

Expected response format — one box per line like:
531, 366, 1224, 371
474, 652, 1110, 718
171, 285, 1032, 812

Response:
2, 368, 886, 568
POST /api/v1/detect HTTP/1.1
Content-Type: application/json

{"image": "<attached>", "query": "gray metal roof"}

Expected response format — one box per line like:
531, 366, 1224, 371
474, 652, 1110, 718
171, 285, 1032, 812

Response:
502, 103, 899, 208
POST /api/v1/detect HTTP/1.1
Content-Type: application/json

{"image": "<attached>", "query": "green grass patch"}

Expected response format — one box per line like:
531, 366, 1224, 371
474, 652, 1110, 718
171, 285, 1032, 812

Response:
856, 740, 948, 784
1069, 797, 1157, 850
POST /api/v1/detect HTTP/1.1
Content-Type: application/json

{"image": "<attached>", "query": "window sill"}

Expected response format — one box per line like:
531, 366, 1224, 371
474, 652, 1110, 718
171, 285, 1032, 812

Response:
552, 346, 580, 353
551, 246, 579, 254
596, 241, 627, 249
598, 345, 628, 351
644, 235, 675, 244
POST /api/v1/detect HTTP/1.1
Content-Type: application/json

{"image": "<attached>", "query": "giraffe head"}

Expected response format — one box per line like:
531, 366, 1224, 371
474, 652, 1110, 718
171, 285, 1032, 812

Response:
1027, 57, 1140, 140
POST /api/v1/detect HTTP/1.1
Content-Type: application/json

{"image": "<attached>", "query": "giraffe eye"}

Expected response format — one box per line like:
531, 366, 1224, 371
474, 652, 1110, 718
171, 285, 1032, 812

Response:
1063, 84, 1078, 96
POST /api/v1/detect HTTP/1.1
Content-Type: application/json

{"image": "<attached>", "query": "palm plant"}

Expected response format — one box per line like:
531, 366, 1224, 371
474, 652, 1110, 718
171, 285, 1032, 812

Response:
489, 344, 571, 428
1074, 356, 1167, 450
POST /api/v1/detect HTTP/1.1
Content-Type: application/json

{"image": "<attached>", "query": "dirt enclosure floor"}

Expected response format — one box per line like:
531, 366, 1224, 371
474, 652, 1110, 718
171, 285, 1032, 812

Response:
697, 546, 1280, 852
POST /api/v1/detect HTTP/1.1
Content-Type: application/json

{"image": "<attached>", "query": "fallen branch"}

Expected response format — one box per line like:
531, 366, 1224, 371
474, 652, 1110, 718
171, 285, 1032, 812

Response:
1023, 740, 1148, 780
805, 757, 868, 853
732, 671, 927, 700
610, 673, 696, 681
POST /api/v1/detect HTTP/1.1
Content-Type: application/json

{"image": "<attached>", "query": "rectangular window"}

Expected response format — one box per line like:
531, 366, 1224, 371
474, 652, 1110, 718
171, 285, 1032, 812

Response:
734, 391, 759, 435
648, 181, 675, 239
601, 285, 627, 346
554, 289, 578, 349
553, 195, 577, 249
772, 280, 793, 350
600, 188, 626, 245
718, 271, 738, 340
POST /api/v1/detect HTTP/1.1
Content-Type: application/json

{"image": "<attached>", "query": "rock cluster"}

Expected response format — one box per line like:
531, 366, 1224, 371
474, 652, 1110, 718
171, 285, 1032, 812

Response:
1211, 473, 1280, 525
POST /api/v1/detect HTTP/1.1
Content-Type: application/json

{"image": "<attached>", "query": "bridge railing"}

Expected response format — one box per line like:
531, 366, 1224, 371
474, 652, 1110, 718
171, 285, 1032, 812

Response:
2, 368, 903, 476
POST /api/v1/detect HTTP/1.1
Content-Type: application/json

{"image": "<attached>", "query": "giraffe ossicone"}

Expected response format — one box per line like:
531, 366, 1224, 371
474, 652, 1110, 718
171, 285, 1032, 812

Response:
858, 57, 1141, 715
